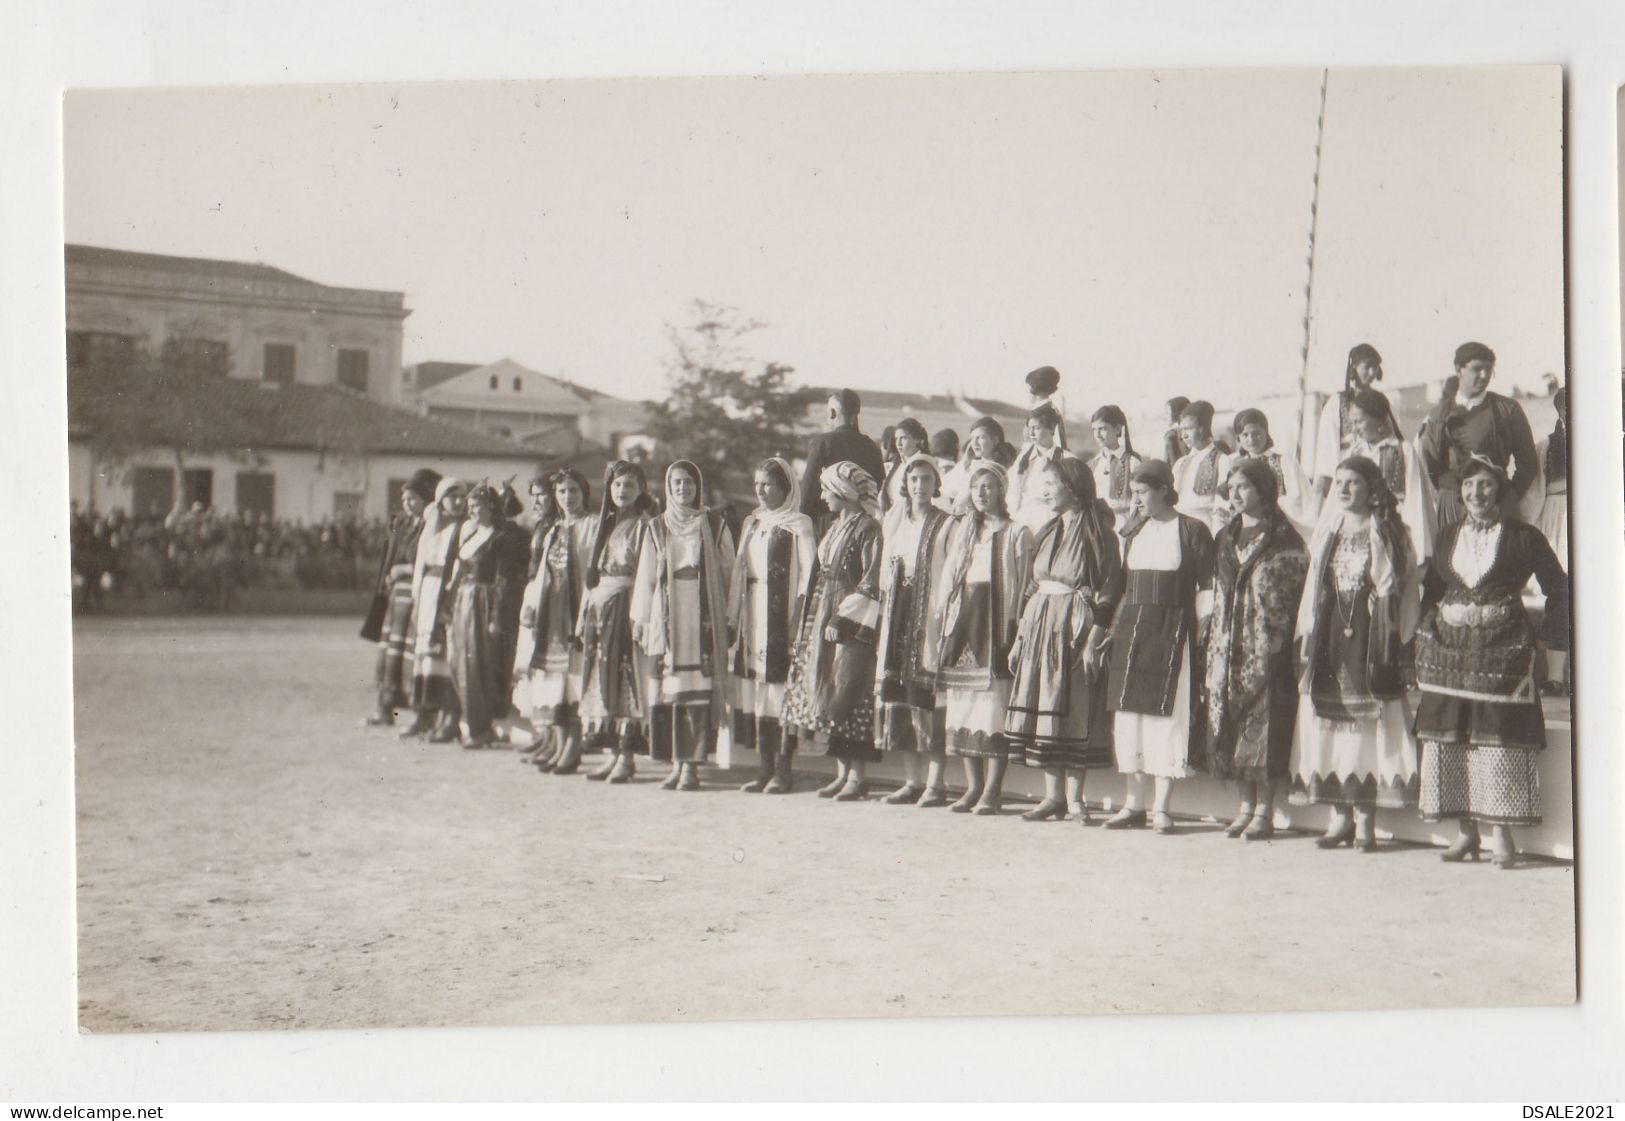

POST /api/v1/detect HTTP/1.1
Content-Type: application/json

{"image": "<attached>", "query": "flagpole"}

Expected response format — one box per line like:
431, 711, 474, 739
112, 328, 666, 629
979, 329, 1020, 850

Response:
1296, 69, 1330, 478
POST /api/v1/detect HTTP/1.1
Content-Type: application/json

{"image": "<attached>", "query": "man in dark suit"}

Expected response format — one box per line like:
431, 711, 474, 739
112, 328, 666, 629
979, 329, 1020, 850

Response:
799, 388, 886, 527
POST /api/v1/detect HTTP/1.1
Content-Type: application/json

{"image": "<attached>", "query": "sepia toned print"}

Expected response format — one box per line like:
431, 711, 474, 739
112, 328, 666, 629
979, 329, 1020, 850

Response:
66, 67, 1573, 1032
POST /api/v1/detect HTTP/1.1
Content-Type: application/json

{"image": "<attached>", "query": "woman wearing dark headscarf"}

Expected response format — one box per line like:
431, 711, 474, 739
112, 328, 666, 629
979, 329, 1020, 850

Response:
882, 417, 932, 513
875, 456, 953, 803
1288, 455, 1421, 851
1102, 460, 1215, 833
728, 457, 818, 794
446, 482, 531, 748
781, 461, 886, 800
637, 460, 735, 791
1313, 343, 1387, 509
579, 460, 662, 783
1005, 456, 1123, 820
1205, 457, 1310, 840
1414, 455, 1569, 868
513, 468, 597, 773
930, 428, 961, 477
937, 461, 1032, 814
1089, 405, 1143, 531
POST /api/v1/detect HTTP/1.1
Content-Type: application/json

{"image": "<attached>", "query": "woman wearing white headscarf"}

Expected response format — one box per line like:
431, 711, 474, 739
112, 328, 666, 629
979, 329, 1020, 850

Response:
579, 460, 662, 784
728, 457, 818, 794
936, 460, 1033, 814
406, 477, 467, 743
1288, 455, 1421, 851
636, 460, 736, 791
782, 461, 886, 800
874, 454, 953, 804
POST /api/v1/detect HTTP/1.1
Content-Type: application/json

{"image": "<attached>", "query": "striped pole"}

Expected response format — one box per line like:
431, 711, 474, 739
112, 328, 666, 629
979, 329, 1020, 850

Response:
1296, 69, 1330, 476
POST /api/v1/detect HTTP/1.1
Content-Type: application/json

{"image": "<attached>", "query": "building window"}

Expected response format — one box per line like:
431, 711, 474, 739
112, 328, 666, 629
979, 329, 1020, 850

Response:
130, 466, 175, 518
164, 336, 229, 378
489, 374, 499, 390
513, 376, 523, 392
332, 492, 364, 521
67, 331, 137, 375
235, 472, 275, 518
180, 468, 214, 510
263, 343, 296, 384
337, 349, 370, 392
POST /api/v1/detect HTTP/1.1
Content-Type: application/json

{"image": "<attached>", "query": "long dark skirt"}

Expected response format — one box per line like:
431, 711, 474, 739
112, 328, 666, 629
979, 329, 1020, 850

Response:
449, 583, 511, 741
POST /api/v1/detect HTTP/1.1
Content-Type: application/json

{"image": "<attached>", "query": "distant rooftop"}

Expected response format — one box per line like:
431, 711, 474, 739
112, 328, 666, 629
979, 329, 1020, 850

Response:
68, 365, 535, 461
65, 243, 408, 312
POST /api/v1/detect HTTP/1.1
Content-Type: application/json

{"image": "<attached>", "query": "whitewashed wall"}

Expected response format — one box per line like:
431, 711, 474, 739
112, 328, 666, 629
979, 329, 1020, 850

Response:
69, 440, 540, 521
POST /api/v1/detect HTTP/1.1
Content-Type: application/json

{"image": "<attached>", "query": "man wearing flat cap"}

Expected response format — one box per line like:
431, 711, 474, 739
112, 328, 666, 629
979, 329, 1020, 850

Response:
799, 388, 886, 530
1420, 342, 1539, 528
365, 467, 441, 726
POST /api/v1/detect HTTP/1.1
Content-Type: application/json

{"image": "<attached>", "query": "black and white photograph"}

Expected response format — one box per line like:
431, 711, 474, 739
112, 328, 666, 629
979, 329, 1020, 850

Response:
56, 65, 1578, 1034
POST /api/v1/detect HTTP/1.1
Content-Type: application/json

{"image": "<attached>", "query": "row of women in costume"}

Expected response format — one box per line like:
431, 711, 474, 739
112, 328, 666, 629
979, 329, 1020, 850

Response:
478, 421, 1564, 869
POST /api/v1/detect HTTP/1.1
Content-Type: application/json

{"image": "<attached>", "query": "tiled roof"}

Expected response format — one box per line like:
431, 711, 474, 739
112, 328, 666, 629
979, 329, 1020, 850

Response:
420, 357, 598, 413
68, 366, 536, 460
66, 244, 323, 288
406, 361, 481, 391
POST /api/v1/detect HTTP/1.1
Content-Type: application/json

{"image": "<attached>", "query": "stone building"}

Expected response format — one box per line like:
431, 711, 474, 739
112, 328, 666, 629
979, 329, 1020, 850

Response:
65, 244, 409, 403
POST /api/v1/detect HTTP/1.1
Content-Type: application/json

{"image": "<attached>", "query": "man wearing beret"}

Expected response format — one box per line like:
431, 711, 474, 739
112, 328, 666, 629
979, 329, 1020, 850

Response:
799, 388, 886, 530
1420, 342, 1539, 528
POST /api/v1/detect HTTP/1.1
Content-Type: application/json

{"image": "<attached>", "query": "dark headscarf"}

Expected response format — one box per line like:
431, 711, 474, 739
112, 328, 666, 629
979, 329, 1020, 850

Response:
1454, 341, 1496, 368
1343, 343, 1383, 401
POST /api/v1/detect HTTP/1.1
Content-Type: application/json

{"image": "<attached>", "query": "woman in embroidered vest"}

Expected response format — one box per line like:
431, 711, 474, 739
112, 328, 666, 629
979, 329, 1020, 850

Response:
728, 457, 818, 794
1205, 457, 1310, 841
875, 456, 953, 805
514, 468, 597, 774
937, 462, 1032, 815
408, 477, 468, 743
1288, 455, 1421, 851
1101, 459, 1216, 833
639, 461, 735, 792
1172, 400, 1230, 534
1005, 456, 1123, 821
881, 418, 931, 513
579, 460, 662, 785
446, 483, 531, 748
1312, 343, 1387, 513
1010, 403, 1076, 533
1226, 408, 1310, 530
781, 461, 885, 801
1089, 405, 1142, 532
1344, 388, 1436, 579
1414, 455, 1569, 869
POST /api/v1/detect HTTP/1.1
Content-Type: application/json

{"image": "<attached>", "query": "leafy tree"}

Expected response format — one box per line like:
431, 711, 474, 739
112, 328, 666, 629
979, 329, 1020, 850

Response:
645, 300, 816, 488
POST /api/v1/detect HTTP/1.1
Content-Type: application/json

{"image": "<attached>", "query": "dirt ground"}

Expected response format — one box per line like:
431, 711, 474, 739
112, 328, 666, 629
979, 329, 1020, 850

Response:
72, 617, 1577, 1034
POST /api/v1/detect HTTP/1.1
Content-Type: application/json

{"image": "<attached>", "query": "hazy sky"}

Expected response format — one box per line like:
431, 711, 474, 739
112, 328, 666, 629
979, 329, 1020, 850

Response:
63, 67, 1562, 407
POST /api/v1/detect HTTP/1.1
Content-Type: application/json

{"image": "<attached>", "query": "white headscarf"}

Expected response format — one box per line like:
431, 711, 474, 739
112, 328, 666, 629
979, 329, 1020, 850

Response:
752, 456, 809, 533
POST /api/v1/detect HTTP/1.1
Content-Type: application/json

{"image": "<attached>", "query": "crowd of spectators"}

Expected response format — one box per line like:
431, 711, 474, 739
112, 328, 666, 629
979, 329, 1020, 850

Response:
69, 502, 392, 612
